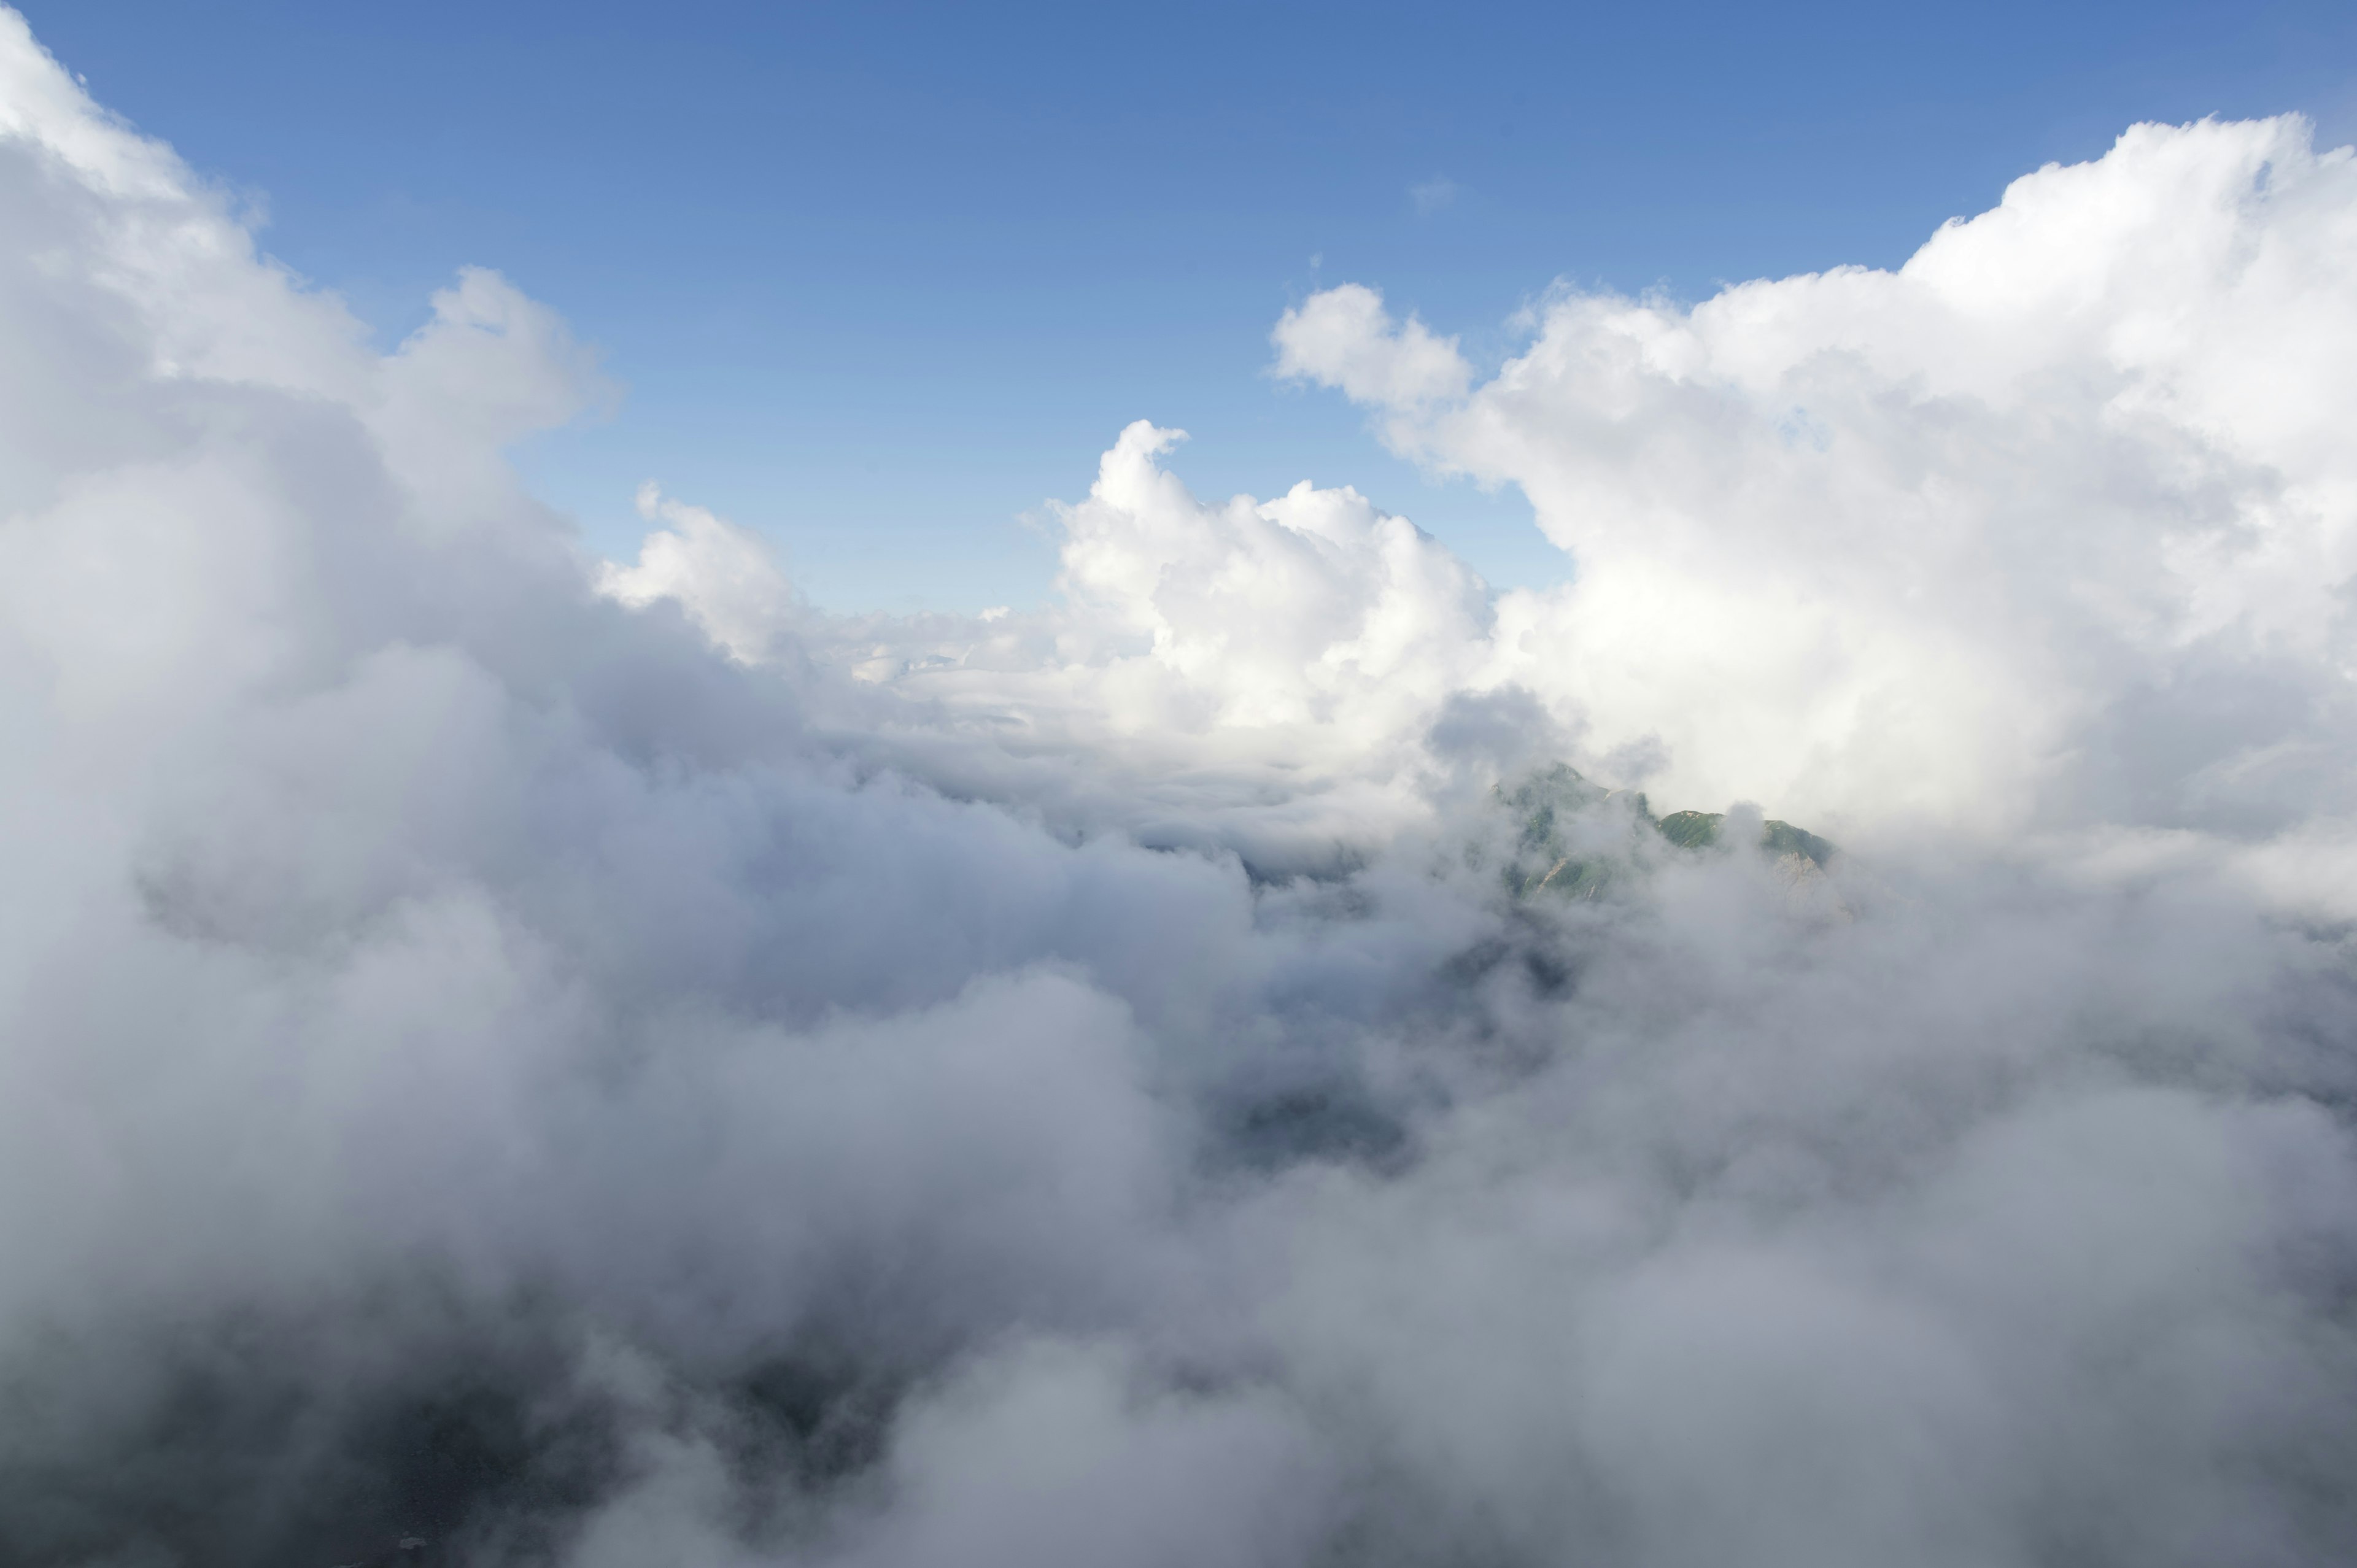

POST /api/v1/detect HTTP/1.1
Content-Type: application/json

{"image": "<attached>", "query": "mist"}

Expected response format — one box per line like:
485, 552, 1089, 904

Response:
2, 10, 2356, 1566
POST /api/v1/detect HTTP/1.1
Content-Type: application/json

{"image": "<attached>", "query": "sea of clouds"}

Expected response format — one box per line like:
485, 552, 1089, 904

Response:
3, 8, 2356, 1566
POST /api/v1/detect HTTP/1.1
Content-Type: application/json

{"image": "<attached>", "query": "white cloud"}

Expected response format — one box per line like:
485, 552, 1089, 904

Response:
600, 482, 800, 663
1271, 283, 1472, 411
1282, 118, 2357, 843
3, 10, 2357, 1567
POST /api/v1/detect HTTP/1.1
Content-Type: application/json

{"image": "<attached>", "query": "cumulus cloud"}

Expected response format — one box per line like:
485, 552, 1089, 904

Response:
1279, 118, 2357, 846
1272, 283, 1471, 411
600, 483, 801, 663
3, 9, 2357, 1568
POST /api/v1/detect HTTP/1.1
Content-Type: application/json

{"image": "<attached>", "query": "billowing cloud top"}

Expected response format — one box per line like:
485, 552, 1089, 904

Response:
1275, 119, 2357, 843
3, 8, 2357, 1567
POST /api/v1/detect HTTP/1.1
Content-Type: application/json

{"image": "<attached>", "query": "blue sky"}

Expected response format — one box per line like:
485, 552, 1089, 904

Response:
23, 0, 2357, 610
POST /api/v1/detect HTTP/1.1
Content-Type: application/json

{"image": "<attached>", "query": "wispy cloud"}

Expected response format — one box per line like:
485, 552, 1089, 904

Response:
1409, 175, 1458, 215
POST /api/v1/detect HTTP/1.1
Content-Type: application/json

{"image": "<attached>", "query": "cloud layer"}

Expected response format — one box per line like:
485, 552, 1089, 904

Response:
2, 10, 2355, 1567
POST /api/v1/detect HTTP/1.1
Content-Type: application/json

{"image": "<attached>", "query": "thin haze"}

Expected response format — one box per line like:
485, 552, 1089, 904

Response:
2, 9, 2357, 1568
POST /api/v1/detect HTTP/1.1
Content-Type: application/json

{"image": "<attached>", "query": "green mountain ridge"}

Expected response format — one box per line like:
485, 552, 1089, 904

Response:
1495, 763, 1836, 901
